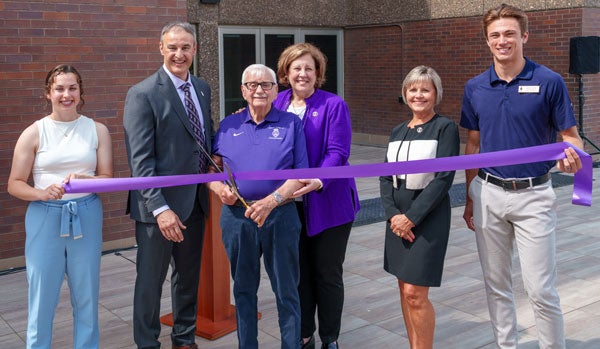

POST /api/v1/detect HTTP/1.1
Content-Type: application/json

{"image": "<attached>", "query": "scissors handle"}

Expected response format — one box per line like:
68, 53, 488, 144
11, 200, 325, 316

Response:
224, 163, 250, 209
235, 191, 250, 209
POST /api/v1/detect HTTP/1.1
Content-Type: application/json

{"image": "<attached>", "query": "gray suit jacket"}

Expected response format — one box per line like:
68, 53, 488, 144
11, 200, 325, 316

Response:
124, 68, 213, 223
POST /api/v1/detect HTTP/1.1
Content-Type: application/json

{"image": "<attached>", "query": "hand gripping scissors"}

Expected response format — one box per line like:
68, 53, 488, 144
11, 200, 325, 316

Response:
197, 144, 250, 209
223, 162, 250, 209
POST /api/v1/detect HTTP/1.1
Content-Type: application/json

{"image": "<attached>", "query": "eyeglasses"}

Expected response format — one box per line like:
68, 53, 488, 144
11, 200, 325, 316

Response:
243, 81, 276, 91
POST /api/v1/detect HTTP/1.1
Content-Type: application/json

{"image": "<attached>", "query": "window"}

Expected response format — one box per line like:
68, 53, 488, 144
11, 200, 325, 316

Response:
218, 27, 343, 118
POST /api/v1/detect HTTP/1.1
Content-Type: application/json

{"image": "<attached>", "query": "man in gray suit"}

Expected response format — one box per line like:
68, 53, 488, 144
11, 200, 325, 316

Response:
123, 22, 213, 349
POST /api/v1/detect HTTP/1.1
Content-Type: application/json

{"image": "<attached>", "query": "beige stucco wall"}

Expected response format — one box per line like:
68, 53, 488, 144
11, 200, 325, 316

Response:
191, 0, 598, 26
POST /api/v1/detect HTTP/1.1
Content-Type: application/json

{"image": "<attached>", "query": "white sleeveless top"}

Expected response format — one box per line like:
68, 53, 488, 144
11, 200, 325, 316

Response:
33, 115, 98, 200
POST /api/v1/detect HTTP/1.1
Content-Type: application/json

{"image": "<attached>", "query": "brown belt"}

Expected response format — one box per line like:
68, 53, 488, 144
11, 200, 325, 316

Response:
233, 198, 293, 207
478, 169, 550, 191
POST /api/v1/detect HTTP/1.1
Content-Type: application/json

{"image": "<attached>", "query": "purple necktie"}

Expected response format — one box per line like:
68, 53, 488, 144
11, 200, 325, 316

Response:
181, 82, 208, 173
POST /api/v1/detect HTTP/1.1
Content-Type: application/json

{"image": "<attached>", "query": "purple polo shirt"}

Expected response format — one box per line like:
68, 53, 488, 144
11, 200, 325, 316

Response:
212, 106, 308, 200
460, 58, 576, 178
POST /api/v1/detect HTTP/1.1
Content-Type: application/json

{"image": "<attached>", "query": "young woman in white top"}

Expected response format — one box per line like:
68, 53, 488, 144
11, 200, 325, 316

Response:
8, 64, 113, 349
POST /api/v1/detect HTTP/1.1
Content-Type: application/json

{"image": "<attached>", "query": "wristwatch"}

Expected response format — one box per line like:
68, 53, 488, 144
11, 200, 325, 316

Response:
271, 191, 284, 205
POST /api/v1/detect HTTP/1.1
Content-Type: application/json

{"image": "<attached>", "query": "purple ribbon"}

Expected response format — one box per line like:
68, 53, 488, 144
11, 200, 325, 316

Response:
63, 142, 593, 206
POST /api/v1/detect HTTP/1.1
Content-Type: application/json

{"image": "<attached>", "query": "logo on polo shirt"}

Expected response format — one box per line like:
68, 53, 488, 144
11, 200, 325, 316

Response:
268, 127, 283, 140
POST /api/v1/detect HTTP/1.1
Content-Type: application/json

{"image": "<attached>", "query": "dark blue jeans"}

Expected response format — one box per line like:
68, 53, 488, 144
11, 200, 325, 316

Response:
221, 201, 301, 349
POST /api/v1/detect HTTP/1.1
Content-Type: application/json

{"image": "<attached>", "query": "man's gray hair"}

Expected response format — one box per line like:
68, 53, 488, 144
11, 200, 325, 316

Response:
160, 21, 197, 43
241, 64, 277, 84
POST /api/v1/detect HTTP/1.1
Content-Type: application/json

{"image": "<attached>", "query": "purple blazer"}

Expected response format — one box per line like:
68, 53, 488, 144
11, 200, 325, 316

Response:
274, 88, 360, 236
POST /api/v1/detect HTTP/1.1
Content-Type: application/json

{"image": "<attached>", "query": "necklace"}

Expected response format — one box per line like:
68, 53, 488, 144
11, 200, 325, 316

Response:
49, 116, 80, 138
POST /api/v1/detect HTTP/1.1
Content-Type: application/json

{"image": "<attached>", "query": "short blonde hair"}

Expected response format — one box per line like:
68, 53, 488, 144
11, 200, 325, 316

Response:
277, 43, 327, 88
401, 65, 443, 105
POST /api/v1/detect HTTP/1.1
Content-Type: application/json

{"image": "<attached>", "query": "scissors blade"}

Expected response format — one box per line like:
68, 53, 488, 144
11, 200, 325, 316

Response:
224, 163, 250, 208
198, 144, 223, 174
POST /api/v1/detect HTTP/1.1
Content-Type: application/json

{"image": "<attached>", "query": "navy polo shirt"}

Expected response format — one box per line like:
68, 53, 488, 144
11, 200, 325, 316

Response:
212, 106, 308, 200
460, 58, 576, 179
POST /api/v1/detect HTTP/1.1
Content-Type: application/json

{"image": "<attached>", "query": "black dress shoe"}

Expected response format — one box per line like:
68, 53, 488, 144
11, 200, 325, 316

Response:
301, 335, 315, 349
172, 344, 198, 349
321, 341, 338, 349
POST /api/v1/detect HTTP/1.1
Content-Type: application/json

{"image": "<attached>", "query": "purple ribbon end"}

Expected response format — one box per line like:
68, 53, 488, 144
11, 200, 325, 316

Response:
571, 154, 593, 207
63, 182, 72, 193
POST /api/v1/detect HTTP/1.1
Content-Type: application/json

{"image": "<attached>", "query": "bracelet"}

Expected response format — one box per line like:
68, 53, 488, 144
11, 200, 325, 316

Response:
271, 191, 284, 205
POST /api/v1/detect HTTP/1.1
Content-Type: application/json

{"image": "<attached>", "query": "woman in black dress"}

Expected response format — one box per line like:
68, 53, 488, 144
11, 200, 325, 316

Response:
379, 66, 459, 349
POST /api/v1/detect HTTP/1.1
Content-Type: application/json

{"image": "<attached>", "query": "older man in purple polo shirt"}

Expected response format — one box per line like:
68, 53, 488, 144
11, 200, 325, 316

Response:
207, 64, 309, 349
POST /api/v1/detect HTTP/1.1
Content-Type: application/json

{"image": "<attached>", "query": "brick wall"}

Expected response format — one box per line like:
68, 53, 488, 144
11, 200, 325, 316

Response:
2, 2, 599, 267
346, 8, 600, 154
0, 0, 187, 267
344, 26, 404, 139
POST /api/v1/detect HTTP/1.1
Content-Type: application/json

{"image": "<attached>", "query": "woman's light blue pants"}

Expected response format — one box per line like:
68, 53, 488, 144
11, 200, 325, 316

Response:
25, 194, 102, 349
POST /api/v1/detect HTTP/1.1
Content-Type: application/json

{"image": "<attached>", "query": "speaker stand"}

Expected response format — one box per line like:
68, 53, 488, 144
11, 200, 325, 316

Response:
577, 74, 600, 155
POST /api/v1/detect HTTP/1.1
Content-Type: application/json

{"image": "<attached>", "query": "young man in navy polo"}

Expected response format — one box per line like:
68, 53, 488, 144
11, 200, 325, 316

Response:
460, 4, 583, 349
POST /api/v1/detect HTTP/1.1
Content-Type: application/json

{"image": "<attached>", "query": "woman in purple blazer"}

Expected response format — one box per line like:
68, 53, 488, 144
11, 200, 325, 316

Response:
273, 43, 360, 349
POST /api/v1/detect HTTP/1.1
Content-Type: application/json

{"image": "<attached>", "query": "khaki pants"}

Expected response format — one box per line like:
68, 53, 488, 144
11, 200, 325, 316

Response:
470, 176, 565, 349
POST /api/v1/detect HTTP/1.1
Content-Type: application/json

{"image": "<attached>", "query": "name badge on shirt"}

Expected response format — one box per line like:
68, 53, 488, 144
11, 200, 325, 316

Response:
518, 85, 540, 94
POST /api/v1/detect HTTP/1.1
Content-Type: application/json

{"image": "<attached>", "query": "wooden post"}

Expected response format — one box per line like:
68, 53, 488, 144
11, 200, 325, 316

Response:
160, 192, 237, 339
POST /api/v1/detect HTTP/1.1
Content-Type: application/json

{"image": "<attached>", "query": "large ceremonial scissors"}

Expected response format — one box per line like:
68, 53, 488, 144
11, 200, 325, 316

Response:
223, 162, 250, 209
197, 145, 250, 209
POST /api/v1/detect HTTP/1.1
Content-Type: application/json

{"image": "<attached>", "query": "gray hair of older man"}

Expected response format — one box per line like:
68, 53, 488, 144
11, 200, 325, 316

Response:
160, 21, 197, 43
241, 64, 277, 84
401, 65, 443, 106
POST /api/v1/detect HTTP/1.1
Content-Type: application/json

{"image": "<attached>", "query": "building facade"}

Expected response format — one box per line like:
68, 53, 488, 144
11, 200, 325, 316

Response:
1, 0, 598, 268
